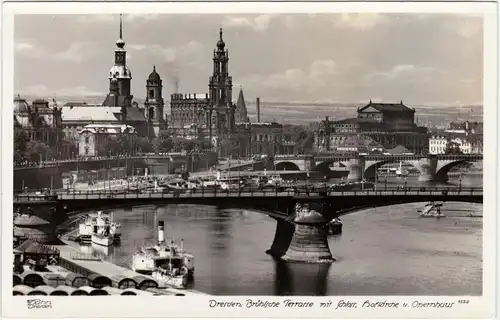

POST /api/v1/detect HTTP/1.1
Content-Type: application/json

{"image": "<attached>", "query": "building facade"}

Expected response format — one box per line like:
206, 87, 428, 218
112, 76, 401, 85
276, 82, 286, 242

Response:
170, 93, 209, 129
429, 132, 483, 155
78, 124, 137, 157
14, 96, 65, 158
315, 100, 429, 154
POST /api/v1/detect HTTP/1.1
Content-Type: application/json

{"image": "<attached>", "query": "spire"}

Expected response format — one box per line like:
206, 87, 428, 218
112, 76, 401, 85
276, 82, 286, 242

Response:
116, 14, 125, 49
217, 28, 226, 50
236, 87, 246, 109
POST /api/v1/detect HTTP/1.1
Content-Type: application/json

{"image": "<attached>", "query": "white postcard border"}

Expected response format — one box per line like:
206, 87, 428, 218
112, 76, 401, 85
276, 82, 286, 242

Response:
1, 1, 497, 319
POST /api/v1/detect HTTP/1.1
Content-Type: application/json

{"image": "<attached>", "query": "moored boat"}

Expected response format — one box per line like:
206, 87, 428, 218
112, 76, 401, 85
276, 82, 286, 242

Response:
91, 212, 114, 247
131, 221, 195, 277
79, 211, 121, 243
151, 256, 189, 289
327, 218, 343, 235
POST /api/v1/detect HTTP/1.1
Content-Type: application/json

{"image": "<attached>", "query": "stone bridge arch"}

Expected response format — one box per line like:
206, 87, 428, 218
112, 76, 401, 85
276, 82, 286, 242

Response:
435, 160, 480, 182
315, 160, 347, 173
331, 199, 482, 218
363, 159, 421, 180
275, 161, 301, 171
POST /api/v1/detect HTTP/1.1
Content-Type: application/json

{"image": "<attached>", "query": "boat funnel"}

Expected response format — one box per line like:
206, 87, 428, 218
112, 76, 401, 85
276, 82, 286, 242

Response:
158, 221, 165, 244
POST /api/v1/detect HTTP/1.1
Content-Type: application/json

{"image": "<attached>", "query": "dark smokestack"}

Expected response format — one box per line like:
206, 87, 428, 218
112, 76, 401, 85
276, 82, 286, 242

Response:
256, 97, 261, 123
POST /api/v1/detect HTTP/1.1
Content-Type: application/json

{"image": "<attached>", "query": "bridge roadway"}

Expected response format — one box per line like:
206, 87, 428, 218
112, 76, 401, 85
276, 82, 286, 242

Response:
14, 186, 483, 204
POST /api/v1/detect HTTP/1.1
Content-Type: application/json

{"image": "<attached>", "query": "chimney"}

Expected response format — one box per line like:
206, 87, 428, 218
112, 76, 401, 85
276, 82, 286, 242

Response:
256, 97, 261, 123
157, 220, 165, 244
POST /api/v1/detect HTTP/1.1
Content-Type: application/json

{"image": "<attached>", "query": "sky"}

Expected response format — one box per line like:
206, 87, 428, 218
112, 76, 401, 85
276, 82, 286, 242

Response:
14, 13, 483, 107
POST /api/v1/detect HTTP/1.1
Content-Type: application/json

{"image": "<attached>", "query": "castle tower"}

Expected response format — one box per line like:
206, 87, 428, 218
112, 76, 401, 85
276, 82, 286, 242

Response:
235, 86, 248, 123
103, 14, 133, 107
207, 28, 236, 156
144, 65, 165, 137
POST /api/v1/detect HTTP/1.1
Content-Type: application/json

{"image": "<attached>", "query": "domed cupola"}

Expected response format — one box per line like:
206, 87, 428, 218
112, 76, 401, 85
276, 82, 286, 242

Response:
216, 28, 225, 51
148, 65, 161, 82
14, 95, 30, 113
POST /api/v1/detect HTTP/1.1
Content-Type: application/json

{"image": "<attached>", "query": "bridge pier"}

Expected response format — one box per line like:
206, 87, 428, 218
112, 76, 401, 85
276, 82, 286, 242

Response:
417, 156, 438, 182
346, 157, 364, 182
266, 218, 296, 258
281, 206, 334, 263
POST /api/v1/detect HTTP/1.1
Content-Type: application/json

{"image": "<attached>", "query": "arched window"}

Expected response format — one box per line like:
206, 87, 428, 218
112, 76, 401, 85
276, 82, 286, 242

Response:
148, 108, 155, 120
149, 89, 155, 99
85, 146, 89, 155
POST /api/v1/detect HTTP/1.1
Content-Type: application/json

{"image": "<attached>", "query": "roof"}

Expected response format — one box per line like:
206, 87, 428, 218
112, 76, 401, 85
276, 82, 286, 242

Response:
61, 106, 122, 122
386, 145, 412, 154
236, 88, 246, 110
102, 94, 130, 107
14, 214, 51, 226
358, 101, 415, 113
14, 97, 30, 113
125, 107, 147, 121
15, 240, 59, 255
79, 124, 136, 134
329, 117, 360, 125
148, 66, 161, 82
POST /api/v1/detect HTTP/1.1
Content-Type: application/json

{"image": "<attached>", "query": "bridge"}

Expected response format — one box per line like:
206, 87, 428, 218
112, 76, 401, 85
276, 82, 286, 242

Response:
274, 154, 483, 182
15, 186, 482, 214
14, 186, 482, 263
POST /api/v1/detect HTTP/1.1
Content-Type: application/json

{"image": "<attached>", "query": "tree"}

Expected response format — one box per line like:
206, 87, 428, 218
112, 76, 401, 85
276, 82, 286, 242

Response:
97, 137, 120, 156
136, 137, 154, 154
25, 140, 52, 162
153, 132, 174, 154
444, 141, 463, 155
14, 129, 28, 163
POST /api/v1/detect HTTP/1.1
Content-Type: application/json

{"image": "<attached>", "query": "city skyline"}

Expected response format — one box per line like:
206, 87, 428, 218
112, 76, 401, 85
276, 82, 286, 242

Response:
15, 13, 483, 108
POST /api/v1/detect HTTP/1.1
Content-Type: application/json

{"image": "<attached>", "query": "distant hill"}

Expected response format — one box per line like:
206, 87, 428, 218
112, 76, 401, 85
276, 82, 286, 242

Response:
18, 94, 483, 126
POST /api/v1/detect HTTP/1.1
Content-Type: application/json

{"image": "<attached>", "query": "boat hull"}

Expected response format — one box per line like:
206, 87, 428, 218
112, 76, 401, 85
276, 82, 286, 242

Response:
91, 234, 113, 247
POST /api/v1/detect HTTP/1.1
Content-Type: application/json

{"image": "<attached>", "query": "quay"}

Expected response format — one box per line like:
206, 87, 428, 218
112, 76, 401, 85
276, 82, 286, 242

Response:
52, 238, 208, 296
13, 238, 208, 296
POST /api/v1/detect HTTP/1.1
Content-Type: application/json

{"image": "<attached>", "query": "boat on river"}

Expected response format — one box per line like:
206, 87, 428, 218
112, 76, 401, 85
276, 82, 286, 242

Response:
131, 221, 195, 277
419, 202, 446, 218
79, 211, 121, 243
151, 255, 189, 289
327, 218, 343, 235
91, 212, 114, 247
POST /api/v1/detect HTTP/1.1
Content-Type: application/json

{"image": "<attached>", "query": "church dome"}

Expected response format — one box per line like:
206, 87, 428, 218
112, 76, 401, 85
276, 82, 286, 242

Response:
109, 65, 132, 79
14, 96, 29, 113
148, 66, 161, 81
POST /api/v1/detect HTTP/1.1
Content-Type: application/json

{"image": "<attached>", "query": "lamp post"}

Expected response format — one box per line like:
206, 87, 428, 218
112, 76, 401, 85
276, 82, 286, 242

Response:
404, 177, 407, 191
459, 173, 463, 192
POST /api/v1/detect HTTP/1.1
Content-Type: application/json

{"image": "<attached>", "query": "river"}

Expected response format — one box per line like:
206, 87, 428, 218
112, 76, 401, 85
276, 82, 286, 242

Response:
80, 174, 483, 296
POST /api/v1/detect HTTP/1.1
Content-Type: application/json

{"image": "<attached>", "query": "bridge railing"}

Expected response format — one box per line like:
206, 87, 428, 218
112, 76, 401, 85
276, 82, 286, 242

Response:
14, 185, 483, 202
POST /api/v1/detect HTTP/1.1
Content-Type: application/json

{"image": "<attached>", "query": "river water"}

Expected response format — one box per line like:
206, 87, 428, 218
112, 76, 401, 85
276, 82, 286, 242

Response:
81, 174, 483, 296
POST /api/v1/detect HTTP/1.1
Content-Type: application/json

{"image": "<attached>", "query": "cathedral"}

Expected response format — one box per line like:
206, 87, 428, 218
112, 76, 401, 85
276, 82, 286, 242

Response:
168, 28, 250, 157
61, 14, 165, 142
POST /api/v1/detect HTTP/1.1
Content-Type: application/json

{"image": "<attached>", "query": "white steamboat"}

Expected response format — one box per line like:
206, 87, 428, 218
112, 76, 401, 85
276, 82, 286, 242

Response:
131, 221, 195, 277
79, 211, 121, 243
91, 212, 114, 247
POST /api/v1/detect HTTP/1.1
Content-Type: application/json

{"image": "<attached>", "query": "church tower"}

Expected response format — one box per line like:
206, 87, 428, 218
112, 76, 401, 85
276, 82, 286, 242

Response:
207, 28, 236, 156
144, 65, 165, 137
103, 14, 133, 107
